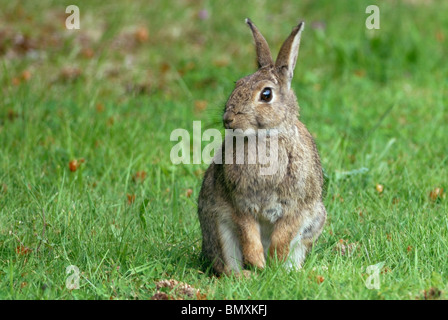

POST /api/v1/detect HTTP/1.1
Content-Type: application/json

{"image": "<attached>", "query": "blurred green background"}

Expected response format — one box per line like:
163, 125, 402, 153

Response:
0, 0, 447, 299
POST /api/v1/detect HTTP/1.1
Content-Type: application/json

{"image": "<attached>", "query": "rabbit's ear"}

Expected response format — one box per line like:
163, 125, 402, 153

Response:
275, 22, 305, 89
246, 18, 274, 69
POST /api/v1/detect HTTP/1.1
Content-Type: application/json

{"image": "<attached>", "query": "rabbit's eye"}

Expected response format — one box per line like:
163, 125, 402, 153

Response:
260, 87, 273, 102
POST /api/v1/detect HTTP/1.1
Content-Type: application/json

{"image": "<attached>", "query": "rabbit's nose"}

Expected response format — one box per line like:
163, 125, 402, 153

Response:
223, 112, 235, 129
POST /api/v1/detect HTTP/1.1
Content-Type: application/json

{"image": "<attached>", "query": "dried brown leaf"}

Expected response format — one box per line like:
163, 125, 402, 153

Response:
60, 67, 82, 82
429, 187, 444, 201
135, 26, 149, 43
422, 287, 442, 300
316, 275, 325, 284
21, 70, 31, 81
376, 184, 384, 193
334, 239, 358, 257
133, 171, 147, 183
194, 100, 208, 113
96, 103, 105, 113
16, 245, 32, 255
127, 194, 136, 204
69, 159, 79, 172
81, 47, 95, 59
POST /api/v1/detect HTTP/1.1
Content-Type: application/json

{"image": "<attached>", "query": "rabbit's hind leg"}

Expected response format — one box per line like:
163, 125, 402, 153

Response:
217, 214, 244, 274
285, 202, 327, 270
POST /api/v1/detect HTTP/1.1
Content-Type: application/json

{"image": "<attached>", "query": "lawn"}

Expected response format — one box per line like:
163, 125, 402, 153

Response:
0, 0, 447, 300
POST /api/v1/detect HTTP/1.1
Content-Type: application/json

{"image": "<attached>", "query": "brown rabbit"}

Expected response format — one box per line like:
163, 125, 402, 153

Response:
197, 18, 327, 275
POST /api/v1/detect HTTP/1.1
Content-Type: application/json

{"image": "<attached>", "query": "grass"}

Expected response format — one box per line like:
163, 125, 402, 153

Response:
0, 0, 447, 300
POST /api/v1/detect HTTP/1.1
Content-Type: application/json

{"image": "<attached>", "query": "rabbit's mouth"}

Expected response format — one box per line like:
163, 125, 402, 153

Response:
223, 111, 249, 129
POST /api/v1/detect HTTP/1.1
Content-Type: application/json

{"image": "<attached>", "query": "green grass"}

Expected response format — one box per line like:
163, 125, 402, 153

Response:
0, 0, 447, 299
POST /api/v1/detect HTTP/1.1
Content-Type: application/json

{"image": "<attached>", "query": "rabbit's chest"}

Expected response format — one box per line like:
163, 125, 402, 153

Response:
232, 187, 291, 223
224, 145, 302, 222
224, 139, 290, 185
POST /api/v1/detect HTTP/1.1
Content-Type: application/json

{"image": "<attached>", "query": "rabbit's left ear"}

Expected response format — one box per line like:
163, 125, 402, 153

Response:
275, 22, 305, 89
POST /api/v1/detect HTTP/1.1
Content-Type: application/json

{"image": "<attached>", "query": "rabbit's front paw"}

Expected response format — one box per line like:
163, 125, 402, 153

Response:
243, 244, 266, 269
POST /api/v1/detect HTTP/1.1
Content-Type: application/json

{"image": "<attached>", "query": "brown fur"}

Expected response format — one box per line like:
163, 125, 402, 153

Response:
197, 19, 327, 275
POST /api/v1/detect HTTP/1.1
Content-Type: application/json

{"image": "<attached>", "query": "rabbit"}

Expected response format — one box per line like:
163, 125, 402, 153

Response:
197, 18, 327, 275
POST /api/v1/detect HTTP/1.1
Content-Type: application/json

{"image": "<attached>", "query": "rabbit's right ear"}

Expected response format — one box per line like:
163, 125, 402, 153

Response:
246, 18, 274, 69
275, 22, 305, 89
